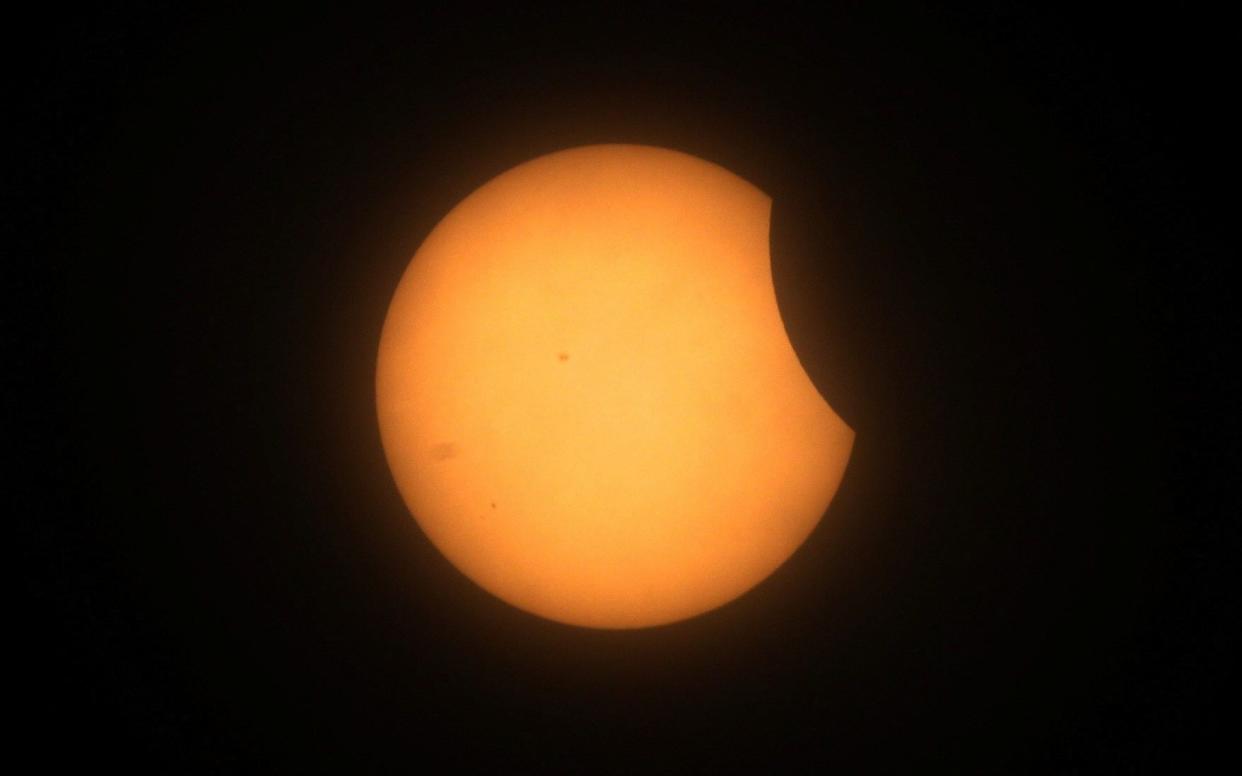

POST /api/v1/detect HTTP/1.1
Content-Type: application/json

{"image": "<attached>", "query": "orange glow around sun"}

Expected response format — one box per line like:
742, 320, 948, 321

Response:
376, 144, 853, 628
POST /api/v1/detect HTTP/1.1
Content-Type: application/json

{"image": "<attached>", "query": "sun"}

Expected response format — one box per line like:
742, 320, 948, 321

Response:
376, 144, 853, 628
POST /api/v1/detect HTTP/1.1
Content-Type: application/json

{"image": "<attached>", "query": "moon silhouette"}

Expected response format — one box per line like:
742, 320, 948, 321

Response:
376, 144, 854, 628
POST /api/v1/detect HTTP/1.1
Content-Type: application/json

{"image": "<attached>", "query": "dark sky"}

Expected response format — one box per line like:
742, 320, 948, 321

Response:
15, 6, 1231, 772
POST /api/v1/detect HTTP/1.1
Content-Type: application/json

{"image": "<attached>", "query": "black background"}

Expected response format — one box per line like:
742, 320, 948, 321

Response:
14, 5, 1232, 772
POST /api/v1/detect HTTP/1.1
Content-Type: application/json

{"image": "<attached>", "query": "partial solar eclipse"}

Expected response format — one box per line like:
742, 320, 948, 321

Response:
377, 144, 853, 628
